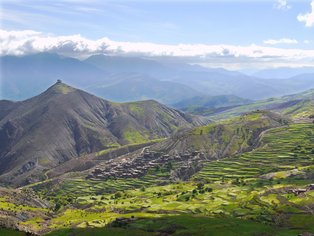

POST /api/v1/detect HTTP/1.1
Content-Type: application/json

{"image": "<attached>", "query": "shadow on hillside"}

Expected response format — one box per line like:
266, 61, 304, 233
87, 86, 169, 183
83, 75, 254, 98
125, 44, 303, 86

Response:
44, 214, 307, 236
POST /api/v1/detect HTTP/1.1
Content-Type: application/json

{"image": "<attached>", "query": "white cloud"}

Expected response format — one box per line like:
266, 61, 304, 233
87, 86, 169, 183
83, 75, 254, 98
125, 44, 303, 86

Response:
263, 38, 298, 45
275, 0, 291, 10
1, 29, 314, 69
297, 0, 314, 27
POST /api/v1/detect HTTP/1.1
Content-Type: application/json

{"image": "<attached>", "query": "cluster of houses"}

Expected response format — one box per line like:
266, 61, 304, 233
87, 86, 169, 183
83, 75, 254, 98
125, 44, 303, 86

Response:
290, 184, 314, 196
87, 148, 206, 180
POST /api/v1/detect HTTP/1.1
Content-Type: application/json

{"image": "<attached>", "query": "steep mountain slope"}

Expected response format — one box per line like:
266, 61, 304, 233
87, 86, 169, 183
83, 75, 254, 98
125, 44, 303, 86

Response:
0, 82, 206, 186
172, 95, 252, 115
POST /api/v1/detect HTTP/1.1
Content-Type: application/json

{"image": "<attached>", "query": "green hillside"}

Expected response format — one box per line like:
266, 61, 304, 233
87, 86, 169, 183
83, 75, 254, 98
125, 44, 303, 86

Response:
207, 88, 314, 120
3, 121, 311, 235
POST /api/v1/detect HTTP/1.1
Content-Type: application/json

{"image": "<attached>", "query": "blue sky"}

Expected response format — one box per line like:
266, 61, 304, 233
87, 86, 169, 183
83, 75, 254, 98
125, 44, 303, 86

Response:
1, 0, 314, 69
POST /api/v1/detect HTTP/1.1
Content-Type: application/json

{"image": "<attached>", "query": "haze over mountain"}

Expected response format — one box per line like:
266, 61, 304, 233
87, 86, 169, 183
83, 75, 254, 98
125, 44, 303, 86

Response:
172, 95, 252, 115
253, 67, 314, 79
0, 82, 205, 186
2, 53, 314, 104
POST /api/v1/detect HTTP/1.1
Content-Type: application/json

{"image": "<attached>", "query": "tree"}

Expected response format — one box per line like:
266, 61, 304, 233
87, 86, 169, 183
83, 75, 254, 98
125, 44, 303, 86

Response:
114, 192, 122, 199
197, 182, 204, 190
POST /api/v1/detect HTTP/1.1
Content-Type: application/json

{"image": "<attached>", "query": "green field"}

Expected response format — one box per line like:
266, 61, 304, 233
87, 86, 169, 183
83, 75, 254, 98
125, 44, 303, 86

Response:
1, 123, 314, 235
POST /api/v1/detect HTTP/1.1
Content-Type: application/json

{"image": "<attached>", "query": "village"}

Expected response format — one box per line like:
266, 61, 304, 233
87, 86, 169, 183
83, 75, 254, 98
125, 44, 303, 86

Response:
87, 148, 206, 180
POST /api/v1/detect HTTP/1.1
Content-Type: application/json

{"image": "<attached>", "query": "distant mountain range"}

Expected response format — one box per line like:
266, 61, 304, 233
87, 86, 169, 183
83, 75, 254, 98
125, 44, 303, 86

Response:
252, 67, 314, 79
0, 82, 206, 186
172, 95, 252, 115
1, 53, 314, 103
87, 73, 202, 104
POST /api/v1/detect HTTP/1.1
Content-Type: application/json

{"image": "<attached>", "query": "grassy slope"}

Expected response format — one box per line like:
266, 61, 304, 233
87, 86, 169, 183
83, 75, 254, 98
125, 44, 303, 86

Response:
13, 123, 312, 235
155, 111, 289, 160
207, 89, 314, 120
0, 228, 26, 236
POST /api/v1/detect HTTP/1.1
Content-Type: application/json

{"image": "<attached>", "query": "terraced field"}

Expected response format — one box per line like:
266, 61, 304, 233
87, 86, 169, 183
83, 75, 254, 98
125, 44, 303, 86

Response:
194, 123, 314, 182
34, 165, 172, 199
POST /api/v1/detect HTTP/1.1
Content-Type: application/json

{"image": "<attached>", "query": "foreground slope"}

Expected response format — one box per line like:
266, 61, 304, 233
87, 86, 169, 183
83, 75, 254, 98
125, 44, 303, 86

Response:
0, 82, 205, 186
5, 121, 313, 235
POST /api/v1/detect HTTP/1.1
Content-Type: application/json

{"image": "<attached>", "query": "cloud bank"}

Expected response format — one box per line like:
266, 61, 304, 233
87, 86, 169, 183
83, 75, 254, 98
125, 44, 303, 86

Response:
1, 29, 314, 69
297, 0, 314, 27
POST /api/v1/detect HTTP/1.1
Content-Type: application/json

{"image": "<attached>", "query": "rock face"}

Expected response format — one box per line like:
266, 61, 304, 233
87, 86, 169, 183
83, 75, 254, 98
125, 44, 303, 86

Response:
0, 82, 207, 186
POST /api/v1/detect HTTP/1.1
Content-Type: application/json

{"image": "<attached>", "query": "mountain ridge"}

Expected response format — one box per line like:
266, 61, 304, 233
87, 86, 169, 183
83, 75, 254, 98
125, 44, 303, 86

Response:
0, 81, 207, 186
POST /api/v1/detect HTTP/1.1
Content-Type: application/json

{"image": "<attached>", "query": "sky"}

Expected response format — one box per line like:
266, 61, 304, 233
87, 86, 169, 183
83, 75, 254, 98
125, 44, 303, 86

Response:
1, 0, 314, 70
